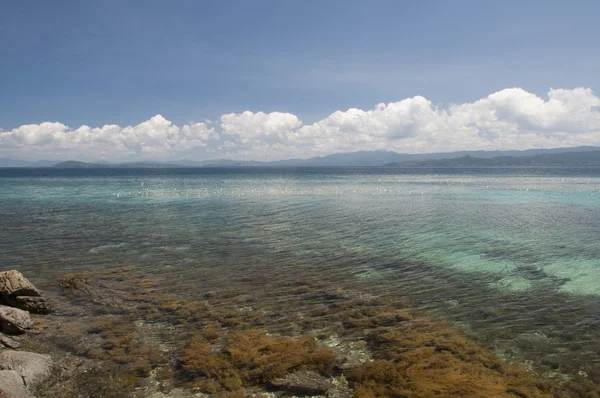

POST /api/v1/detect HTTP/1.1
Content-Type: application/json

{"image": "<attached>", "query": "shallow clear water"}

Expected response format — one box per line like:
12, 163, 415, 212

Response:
2, 166, 600, 386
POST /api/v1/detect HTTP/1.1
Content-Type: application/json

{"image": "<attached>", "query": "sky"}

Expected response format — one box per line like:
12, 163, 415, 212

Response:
1, 0, 600, 161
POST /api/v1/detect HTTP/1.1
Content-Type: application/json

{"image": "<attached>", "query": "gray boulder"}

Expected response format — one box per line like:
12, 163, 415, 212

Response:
0, 333, 21, 349
0, 271, 50, 314
0, 369, 33, 398
0, 351, 53, 390
0, 271, 41, 297
0, 306, 34, 334
9, 297, 50, 315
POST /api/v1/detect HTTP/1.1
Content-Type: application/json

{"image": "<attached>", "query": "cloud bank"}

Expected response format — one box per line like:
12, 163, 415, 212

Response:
2, 88, 600, 161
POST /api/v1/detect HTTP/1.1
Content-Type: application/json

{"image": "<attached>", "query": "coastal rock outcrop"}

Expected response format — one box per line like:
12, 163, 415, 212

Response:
0, 270, 51, 314
0, 333, 21, 349
0, 306, 34, 334
0, 351, 53, 390
0, 369, 33, 398
0, 271, 54, 397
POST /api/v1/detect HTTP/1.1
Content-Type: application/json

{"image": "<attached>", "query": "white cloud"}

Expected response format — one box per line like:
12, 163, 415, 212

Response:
2, 88, 600, 161
293, 96, 447, 152
0, 115, 217, 161
449, 88, 600, 136
220, 111, 302, 145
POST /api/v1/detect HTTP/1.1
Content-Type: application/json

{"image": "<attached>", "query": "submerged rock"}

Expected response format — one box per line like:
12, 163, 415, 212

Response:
0, 369, 32, 398
320, 335, 371, 371
0, 351, 53, 390
59, 273, 134, 309
270, 371, 353, 397
59, 275, 92, 295
271, 371, 330, 395
269, 370, 354, 397
0, 270, 51, 314
327, 376, 353, 398
0, 306, 34, 334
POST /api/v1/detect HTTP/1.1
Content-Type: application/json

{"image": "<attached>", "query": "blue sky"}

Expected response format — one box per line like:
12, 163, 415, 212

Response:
1, 0, 600, 161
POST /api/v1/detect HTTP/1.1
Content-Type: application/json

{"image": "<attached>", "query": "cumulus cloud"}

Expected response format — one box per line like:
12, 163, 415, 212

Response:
220, 111, 302, 145
2, 88, 600, 161
293, 96, 447, 153
0, 115, 217, 161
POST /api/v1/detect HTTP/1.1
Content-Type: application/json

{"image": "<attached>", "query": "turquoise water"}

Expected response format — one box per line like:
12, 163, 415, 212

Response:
2, 167, 600, 382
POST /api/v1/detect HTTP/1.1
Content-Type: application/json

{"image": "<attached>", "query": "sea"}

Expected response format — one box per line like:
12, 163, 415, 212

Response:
1, 166, 600, 394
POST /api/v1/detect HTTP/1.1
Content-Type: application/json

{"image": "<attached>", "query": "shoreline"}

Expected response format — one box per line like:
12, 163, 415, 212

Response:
4, 266, 597, 397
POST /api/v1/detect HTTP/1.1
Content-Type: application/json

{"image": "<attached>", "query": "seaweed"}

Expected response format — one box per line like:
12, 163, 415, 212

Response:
179, 328, 336, 394
349, 319, 555, 397
44, 266, 590, 397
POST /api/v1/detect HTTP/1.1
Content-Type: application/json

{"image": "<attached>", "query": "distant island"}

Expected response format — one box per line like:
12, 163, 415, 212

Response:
384, 150, 600, 167
51, 160, 254, 168
2, 145, 600, 168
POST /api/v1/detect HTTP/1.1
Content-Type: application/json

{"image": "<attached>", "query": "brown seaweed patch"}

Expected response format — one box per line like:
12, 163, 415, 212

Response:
342, 305, 413, 329
180, 334, 243, 393
179, 328, 337, 394
48, 266, 587, 397
349, 320, 555, 397
226, 328, 336, 381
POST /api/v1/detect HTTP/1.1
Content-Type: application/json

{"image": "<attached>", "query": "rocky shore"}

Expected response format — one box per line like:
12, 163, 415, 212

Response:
0, 270, 53, 397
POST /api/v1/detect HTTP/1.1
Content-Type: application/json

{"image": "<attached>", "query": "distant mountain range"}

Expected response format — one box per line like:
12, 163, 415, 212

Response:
0, 159, 57, 167
1, 146, 600, 168
385, 150, 600, 167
